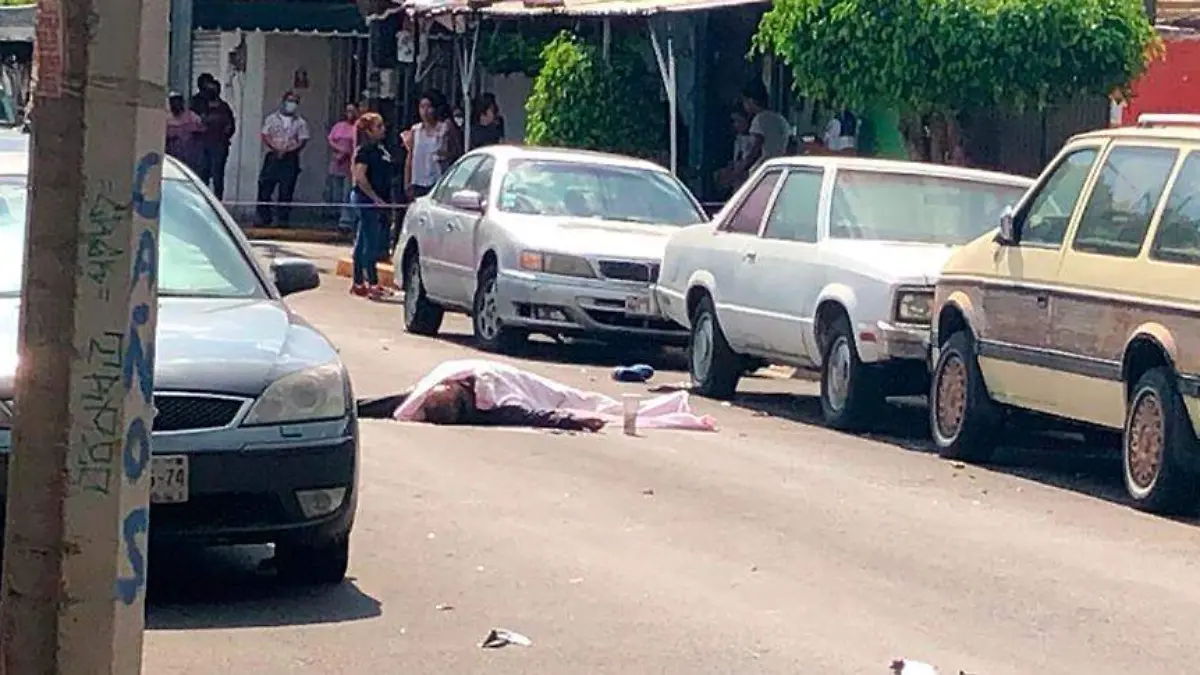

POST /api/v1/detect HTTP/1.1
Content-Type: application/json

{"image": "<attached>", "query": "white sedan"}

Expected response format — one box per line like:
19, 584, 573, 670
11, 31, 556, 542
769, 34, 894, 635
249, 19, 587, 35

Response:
395, 146, 707, 352
655, 157, 1032, 431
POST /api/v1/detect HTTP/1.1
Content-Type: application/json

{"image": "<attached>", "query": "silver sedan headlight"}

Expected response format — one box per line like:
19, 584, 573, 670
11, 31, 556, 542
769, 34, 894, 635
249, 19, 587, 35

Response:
242, 363, 348, 426
894, 288, 935, 325
518, 250, 596, 278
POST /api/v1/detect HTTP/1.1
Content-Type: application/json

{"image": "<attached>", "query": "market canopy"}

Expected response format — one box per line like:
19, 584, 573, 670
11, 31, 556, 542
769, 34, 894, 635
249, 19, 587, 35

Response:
0, 5, 34, 43
363, 0, 767, 21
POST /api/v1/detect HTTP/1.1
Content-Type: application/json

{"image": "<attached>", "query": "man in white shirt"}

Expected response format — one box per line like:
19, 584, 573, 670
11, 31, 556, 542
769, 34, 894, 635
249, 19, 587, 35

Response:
257, 90, 311, 227
738, 81, 792, 174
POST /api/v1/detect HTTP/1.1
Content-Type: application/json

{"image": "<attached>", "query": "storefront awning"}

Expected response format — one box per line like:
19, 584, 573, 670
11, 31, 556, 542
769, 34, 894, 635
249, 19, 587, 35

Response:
195, 0, 367, 35
368, 0, 765, 20
0, 5, 34, 43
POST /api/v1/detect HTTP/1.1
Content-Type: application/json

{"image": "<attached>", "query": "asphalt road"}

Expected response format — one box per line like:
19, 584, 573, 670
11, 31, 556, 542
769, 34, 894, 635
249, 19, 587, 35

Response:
142, 243, 1200, 675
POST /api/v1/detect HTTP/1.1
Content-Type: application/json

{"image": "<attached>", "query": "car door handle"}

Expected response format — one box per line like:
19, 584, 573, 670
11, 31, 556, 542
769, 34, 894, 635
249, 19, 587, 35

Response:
743, 251, 757, 262
1036, 294, 1048, 309
445, 222, 455, 231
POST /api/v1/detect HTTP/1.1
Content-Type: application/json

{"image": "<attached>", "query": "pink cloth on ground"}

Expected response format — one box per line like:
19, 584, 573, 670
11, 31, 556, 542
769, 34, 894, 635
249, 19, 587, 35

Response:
392, 359, 717, 431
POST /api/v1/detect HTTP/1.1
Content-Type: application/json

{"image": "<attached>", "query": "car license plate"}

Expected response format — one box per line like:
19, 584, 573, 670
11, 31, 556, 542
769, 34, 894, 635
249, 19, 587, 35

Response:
625, 295, 653, 316
150, 455, 189, 504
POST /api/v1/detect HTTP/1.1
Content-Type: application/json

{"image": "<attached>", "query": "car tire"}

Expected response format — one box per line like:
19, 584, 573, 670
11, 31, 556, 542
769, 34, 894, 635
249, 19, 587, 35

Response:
402, 254, 444, 336
688, 295, 741, 399
472, 264, 527, 353
276, 536, 350, 586
819, 315, 882, 431
929, 330, 1000, 462
1122, 367, 1200, 515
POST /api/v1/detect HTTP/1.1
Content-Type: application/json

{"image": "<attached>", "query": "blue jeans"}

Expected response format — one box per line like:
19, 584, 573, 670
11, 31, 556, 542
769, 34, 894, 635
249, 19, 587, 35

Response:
351, 190, 383, 286
326, 174, 356, 230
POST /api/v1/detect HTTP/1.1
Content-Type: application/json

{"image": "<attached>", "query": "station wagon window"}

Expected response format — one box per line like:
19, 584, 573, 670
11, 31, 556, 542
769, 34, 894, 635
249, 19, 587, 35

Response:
464, 156, 495, 196
762, 169, 822, 243
1018, 147, 1099, 247
1072, 146, 1178, 258
1151, 152, 1200, 266
432, 155, 484, 203
721, 169, 781, 234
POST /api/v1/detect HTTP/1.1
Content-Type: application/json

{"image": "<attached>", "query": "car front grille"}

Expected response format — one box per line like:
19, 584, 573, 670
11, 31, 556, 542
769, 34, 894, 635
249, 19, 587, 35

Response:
597, 260, 660, 283
152, 394, 247, 432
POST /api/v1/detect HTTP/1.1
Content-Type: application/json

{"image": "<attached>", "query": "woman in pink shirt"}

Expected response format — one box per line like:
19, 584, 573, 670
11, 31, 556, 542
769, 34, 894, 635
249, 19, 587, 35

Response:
165, 91, 205, 175
326, 103, 359, 230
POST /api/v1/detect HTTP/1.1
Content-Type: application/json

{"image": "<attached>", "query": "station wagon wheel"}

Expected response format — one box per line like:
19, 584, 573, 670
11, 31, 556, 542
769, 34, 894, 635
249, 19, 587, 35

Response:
402, 253, 444, 336
688, 295, 741, 399
472, 263, 527, 353
928, 330, 999, 462
1122, 367, 1200, 515
818, 315, 881, 431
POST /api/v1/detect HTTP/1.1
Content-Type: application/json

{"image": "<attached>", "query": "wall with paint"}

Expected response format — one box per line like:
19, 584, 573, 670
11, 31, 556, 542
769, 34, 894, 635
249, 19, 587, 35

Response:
1120, 36, 1200, 123
262, 34, 335, 205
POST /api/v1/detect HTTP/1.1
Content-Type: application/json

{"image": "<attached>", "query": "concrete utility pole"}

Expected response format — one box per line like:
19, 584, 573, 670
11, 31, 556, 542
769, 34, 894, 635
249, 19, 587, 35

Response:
0, 0, 168, 669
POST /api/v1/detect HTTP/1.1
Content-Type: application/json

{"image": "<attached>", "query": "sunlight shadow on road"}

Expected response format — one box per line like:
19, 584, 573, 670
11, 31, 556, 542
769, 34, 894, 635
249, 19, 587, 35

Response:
145, 545, 382, 630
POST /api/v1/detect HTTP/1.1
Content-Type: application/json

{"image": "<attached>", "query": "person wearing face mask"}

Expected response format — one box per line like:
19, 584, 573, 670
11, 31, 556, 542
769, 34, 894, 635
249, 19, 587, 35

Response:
165, 91, 205, 174
257, 91, 311, 227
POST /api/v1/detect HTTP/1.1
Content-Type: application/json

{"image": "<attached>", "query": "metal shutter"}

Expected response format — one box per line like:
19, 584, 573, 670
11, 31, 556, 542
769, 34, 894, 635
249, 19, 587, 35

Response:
190, 31, 222, 86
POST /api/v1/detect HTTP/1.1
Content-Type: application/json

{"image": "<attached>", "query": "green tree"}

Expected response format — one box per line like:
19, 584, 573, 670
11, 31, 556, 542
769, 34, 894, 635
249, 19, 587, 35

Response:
753, 0, 1161, 163
525, 31, 666, 160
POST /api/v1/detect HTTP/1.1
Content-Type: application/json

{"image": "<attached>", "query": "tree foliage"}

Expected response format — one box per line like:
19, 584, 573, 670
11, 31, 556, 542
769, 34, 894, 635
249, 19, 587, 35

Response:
753, 0, 1161, 116
524, 31, 665, 159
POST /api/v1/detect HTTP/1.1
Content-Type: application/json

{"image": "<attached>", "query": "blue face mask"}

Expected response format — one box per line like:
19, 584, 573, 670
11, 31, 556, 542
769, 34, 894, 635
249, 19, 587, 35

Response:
282, 101, 298, 115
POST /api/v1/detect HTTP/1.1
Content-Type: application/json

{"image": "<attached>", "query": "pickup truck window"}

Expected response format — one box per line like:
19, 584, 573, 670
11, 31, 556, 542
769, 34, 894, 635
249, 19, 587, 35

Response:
1072, 145, 1177, 259
721, 169, 781, 235
762, 169, 822, 243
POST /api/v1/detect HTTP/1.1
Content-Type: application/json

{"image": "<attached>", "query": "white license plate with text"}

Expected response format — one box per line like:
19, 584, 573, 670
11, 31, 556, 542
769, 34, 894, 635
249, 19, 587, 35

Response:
150, 455, 189, 504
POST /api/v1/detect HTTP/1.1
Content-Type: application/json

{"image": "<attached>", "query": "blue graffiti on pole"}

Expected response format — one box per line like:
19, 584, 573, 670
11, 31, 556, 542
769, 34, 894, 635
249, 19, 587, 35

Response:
115, 151, 161, 606
114, 507, 149, 605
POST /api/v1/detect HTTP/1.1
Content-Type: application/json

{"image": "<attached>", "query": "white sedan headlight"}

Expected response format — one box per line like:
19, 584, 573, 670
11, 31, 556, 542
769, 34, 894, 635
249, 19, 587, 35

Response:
893, 288, 935, 325
242, 363, 348, 426
518, 250, 596, 278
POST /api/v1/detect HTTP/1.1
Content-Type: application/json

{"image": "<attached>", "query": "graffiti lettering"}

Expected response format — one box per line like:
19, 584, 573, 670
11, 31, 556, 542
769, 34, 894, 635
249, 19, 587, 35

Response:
67, 330, 126, 497
121, 417, 150, 482
83, 188, 129, 297
114, 507, 149, 606
122, 303, 153, 404
115, 149, 161, 607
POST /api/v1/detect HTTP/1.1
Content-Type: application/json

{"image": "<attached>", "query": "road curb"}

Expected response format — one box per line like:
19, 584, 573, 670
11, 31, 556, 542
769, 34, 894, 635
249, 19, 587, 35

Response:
335, 257, 396, 288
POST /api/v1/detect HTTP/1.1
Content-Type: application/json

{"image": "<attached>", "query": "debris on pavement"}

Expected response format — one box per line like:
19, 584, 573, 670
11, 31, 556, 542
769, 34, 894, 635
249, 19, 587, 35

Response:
612, 364, 655, 382
641, 488, 655, 496
891, 659, 939, 674
435, 603, 454, 611
648, 381, 692, 393
480, 628, 533, 649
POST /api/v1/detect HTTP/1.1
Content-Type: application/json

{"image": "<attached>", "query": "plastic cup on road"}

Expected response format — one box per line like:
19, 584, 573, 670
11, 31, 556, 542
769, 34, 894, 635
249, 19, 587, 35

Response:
622, 394, 640, 436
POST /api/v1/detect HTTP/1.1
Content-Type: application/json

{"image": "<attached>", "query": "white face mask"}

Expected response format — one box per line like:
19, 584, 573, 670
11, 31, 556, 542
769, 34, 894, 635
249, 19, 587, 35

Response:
453, 115, 464, 127
282, 101, 298, 115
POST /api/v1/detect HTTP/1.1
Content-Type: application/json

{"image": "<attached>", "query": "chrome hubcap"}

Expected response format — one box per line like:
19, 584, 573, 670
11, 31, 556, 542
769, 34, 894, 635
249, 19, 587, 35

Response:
477, 279, 500, 340
691, 314, 714, 383
935, 354, 968, 440
1127, 390, 1165, 492
825, 337, 852, 411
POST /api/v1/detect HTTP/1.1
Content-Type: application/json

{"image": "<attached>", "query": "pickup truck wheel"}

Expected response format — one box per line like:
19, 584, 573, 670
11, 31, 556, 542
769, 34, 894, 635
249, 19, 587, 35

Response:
1123, 367, 1200, 515
402, 254, 444, 336
473, 264, 527, 353
688, 296, 741, 399
929, 331, 999, 462
819, 316, 882, 431
276, 536, 350, 586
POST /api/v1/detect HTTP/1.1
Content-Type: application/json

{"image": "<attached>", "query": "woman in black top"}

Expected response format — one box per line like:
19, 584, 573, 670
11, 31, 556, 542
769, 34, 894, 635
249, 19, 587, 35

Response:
470, 95, 504, 150
350, 112, 392, 299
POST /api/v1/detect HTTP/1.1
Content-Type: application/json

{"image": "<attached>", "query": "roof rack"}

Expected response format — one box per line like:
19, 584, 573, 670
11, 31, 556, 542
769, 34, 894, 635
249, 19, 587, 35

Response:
1137, 113, 1200, 127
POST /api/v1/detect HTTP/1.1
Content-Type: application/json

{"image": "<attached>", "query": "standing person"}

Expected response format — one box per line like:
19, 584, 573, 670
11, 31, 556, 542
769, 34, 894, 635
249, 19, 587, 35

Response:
257, 91, 311, 227
326, 102, 359, 232
714, 108, 756, 196
738, 80, 792, 173
349, 113, 392, 299
481, 92, 505, 139
405, 91, 448, 201
470, 95, 504, 149
436, 95, 464, 172
165, 91, 205, 174
195, 73, 236, 199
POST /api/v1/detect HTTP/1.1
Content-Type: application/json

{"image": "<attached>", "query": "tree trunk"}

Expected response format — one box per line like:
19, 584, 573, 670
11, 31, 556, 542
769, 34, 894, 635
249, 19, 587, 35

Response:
898, 111, 928, 162
927, 111, 969, 166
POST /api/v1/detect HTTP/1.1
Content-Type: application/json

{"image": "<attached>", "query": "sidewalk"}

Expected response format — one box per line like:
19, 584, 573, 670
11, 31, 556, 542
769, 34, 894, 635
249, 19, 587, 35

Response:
249, 240, 394, 288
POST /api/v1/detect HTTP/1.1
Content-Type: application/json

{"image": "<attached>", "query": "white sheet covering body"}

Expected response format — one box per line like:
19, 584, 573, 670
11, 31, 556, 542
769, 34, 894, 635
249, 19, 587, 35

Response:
392, 359, 717, 431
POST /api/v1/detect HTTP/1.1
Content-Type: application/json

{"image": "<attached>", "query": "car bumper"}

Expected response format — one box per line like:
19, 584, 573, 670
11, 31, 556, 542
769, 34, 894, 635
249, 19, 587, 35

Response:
0, 418, 359, 548
496, 269, 687, 342
872, 321, 931, 362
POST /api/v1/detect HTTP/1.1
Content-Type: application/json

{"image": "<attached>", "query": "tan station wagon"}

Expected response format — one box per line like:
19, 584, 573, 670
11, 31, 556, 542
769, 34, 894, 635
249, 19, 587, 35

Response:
930, 114, 1200, 515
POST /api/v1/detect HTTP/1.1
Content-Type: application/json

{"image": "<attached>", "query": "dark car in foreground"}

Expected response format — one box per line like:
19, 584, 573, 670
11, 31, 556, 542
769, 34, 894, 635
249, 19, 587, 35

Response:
0, 145, 358, 584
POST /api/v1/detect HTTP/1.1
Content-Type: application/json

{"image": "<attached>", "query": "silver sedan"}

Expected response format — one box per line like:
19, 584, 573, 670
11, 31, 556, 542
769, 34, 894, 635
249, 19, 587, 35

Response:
395, 146, 708, 352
